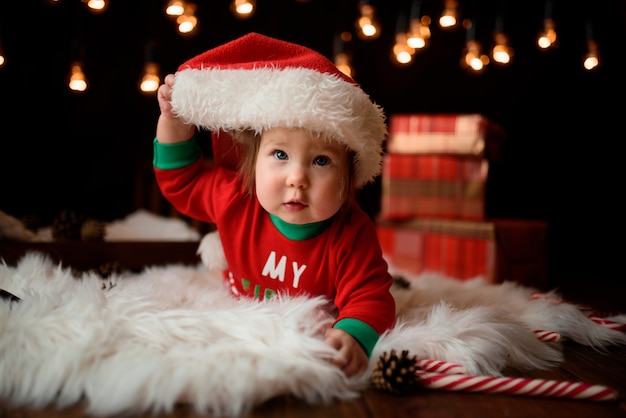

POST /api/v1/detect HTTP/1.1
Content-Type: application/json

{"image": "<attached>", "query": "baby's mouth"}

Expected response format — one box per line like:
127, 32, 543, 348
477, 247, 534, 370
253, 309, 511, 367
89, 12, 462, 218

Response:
284, 200, 307, 211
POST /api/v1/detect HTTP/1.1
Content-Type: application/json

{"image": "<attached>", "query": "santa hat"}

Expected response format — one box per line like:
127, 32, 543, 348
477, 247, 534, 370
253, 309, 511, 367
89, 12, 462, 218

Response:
170, 32, 387, 188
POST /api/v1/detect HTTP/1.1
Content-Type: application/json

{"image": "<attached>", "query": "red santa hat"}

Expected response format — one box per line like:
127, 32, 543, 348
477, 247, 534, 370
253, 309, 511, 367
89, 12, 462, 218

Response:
170, 32, 387, 188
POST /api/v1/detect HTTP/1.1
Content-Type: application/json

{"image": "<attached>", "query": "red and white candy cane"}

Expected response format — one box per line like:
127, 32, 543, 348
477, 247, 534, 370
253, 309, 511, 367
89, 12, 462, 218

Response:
416, 358, 466, 375
530, 293, 626, 333
415, 370, 619, 402
533, 329, 561, 342
588, 313, 626, 332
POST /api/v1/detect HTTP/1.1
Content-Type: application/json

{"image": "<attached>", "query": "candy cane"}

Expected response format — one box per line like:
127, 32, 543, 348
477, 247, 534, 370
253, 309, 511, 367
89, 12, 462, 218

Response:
415, 371, 618, 402
416, 358, 466, 375
588, 313, 626, 332
530, 292, 563, 304
533, 329, 561, 342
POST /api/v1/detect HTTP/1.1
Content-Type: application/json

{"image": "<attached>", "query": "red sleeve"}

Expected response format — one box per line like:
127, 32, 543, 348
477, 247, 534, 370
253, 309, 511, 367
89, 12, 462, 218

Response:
331, 208, 396, 335
154, 159, 241, 224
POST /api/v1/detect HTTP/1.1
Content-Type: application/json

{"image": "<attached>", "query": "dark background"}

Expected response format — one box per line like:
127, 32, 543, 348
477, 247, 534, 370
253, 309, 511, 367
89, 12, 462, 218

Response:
1, 0, 625, 282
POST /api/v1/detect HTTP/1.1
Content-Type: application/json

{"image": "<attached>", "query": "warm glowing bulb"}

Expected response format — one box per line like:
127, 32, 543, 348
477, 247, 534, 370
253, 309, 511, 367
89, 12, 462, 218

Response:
177, 10, 197, 33
85, 0, 106, 11
334, 53, 353, 78
537, 19, 557, 49
492, 33, 513, 64
462, 41, 489, 72
0, 54, 5, 67
166, 0, 185, 16
357, 5, 380, 39
469, 57, 483, 70
407, 35, 425, 49
69, 64, 87, 92
583, 40, 599, 71
233, 0, 254, 17
393, 33, 414, 65
439, 13, 456, 28
492, 45, 511, 64
583, 55, 598, 70
407, 20, 428, 49
140, 63, 160, 92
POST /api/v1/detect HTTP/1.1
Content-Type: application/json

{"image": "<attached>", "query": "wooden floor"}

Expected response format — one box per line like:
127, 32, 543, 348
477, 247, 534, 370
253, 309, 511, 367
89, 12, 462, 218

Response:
1, 243, 625, 418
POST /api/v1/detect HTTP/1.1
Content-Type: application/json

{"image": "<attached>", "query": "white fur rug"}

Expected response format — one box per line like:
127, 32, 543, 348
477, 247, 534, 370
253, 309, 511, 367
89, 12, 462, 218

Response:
1, 235, 625, 417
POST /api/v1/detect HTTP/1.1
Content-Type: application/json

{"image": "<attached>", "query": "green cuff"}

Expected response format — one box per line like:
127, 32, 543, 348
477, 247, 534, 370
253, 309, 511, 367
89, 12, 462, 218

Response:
153, 137, 202, 170
333, 318, 379, 358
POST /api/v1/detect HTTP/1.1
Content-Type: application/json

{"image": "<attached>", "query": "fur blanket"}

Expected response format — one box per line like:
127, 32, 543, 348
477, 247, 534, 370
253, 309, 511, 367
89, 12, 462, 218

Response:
1, 233, 625, 417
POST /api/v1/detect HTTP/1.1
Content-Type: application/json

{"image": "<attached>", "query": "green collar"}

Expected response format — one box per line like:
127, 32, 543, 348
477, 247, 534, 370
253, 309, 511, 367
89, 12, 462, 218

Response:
269, 214, 333, 240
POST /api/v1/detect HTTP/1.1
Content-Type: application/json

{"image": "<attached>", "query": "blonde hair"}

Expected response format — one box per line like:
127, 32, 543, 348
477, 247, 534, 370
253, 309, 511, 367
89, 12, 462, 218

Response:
232, 130, 357, 217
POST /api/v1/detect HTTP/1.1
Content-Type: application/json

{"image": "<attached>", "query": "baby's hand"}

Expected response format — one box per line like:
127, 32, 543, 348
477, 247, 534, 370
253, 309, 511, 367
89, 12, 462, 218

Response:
324, 328, 368, 377
157, 74, 177, 118
155, 74, 195, 144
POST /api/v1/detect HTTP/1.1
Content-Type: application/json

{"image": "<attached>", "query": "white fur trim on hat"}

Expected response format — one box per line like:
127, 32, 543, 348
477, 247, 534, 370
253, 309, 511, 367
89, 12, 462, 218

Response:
170, 32, 387, 188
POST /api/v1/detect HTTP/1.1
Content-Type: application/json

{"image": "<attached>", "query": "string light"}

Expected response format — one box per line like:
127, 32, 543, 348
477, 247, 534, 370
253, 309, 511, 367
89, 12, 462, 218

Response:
139, 42, 160, 93
439, 0, 458, 29
406, 0, 431, 50
583, 21, 599, 71
392, 10, 414, 65
22, 0, 610, 97
333, 31, 354, 78
0, 37, 5, 68
231, 0, 255, 18
68, 62, 88, 92
82, 0, 107, 13
165, 0, 185, 16
68, 41, 87, 92
461, 19, 489, 73
491, 15, 513, 65
140, 63, 160, 92
537, 0, 557, 49
356, 0, 381, 40
176, 3, 198, 34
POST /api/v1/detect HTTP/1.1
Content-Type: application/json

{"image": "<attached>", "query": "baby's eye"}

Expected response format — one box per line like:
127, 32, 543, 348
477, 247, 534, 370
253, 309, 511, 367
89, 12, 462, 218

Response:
314, 155, 330, 166
273, 150, 288, 160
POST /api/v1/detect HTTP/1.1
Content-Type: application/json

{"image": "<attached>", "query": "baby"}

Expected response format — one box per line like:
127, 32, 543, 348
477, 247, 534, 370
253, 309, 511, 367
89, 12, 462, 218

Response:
153, 32, 395, 377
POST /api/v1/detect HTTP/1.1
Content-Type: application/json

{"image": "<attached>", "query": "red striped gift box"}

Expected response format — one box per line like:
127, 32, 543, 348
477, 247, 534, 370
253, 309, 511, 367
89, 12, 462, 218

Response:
380, 153, 488, 221
387, 114, 507, 160
376, 218, 548, 286
382, 153, 488, 181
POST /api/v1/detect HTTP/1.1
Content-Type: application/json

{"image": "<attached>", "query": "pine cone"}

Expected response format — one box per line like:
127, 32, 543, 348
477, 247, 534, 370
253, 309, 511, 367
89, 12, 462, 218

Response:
51, 209, 86, 241
392, 274, 411, 289
91, 261, 125, 278
371, 349, 419, 394
81, 219, 107, 241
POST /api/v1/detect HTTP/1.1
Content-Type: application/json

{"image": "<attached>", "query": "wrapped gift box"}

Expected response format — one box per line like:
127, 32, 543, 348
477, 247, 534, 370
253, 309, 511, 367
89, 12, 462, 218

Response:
376, 218, 548, 287
380, 153, 488, 221
387, 113, 507, 160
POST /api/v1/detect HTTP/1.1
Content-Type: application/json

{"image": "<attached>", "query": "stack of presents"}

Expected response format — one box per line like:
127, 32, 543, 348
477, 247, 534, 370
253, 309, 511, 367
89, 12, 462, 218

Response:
377, 114, 548, 287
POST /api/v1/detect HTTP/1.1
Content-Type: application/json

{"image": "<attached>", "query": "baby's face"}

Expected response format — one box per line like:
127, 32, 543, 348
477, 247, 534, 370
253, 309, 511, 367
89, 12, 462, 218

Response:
255, 127, 349, 225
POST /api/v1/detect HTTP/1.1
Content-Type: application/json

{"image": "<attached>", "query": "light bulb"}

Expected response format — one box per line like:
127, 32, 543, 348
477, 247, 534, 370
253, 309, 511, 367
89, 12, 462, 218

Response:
140, 63, 160, 93
69, 63, 87, 92
439, 0, 458, 28
166, 0, 185, 16
232, 0, 255, 18
462, 40, 489, 73
583, 40, 599, 71
177, 3, 198, 34
393, 33, 414, 65
82, 0, 106, 12
537, 18, 557, 49
407, 17, 430, 50
492, 32, 513, 64
356, 4, 380, 39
